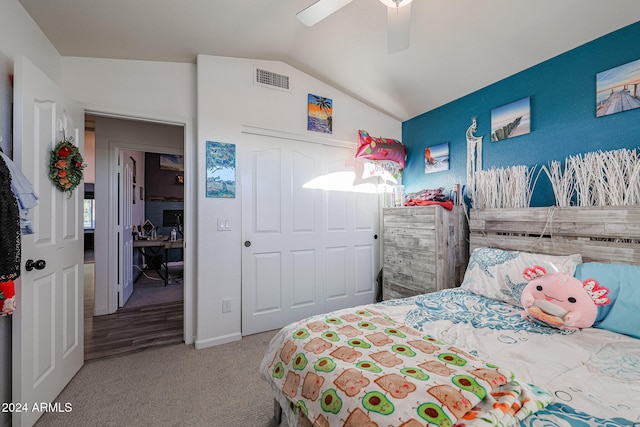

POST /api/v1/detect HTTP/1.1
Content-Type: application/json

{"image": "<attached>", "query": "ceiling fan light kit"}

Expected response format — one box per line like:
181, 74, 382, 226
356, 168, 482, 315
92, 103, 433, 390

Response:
296, 0, 354, 27
296, 0, 413, 53
378, 0, 413, 8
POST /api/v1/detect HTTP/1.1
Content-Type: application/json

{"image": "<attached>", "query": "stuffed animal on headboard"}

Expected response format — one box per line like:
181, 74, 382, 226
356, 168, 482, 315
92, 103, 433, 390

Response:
520, 266, 610, 330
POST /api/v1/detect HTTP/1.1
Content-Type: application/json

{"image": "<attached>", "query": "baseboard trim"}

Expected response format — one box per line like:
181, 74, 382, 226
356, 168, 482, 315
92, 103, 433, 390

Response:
195, 332, 242, 349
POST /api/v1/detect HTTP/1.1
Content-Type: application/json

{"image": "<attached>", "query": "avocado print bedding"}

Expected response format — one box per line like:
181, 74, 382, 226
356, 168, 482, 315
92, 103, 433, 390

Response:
260, 301, 553, 427
261, 288, 640, 426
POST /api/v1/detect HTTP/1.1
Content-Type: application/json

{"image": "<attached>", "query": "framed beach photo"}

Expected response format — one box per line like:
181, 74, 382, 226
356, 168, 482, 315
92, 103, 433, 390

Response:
307, 94, 332, 134
491, 97, 531, 141
596, 58, 640, 117
424, 142, 449, 174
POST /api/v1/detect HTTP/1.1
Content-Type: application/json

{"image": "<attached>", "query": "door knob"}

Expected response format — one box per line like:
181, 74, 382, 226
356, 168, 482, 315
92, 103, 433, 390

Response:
25, 259, 46, 271
374, 234, 378, 239
244, 241, 251, 247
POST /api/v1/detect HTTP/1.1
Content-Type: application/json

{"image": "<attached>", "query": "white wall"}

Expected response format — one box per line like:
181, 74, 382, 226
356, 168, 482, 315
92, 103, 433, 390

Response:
195, 55, 400, 348
61, 57, 196, 122
0, 0, 62, 84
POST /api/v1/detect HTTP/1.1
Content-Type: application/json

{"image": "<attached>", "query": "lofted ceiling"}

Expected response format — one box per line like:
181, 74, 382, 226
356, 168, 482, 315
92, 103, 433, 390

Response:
18, 0, 640, 122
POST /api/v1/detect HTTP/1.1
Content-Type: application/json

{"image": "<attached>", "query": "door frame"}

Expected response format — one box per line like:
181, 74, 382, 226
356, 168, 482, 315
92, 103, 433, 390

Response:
92, 110, 195, 345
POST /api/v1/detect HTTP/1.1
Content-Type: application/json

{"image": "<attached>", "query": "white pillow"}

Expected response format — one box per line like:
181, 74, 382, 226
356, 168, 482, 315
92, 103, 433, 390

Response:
460, 247, 583, 307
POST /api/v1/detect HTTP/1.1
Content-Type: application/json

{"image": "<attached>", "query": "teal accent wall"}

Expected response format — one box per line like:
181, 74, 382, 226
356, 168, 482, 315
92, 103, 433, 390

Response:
402, 21, 640, 207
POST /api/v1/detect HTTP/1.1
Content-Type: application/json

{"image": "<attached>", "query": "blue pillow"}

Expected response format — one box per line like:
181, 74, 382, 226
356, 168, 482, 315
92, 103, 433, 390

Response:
574, 262, 640, 339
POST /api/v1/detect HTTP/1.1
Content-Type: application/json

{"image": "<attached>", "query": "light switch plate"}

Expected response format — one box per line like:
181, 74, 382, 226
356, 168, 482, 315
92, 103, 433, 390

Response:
217, 218, 231, 231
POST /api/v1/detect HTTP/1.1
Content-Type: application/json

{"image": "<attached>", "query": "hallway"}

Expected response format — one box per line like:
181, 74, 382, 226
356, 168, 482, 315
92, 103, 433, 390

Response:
83, 258, 184, 361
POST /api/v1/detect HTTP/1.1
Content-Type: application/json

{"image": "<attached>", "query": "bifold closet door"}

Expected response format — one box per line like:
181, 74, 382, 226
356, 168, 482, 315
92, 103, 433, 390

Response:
241, 137, 379, 335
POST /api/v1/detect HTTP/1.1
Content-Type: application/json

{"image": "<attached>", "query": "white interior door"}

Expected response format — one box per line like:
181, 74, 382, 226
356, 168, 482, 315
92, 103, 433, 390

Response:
12, 55, 84, 427
241, 137, 379, 335
119, 155, 134, 307
321, 145, 379, 313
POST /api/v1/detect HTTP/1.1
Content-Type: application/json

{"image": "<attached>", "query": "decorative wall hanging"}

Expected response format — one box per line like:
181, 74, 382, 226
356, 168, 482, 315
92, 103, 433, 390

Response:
206, 141, 236, 198
596, 58, 640, 117
466, 118, 483, 196
307, 94, 332, 134
49, 136, 86, 195
424, 142, 449, 174
159, 154, 184, 171
491, 97, 531, 141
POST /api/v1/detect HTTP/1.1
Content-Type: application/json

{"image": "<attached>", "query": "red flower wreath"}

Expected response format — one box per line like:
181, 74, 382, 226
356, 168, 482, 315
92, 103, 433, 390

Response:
49, 137, 86, 194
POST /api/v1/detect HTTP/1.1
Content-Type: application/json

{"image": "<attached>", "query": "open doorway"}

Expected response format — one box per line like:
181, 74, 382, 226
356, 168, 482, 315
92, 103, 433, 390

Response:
120, 149, 184, 309
84, 114, 187, 360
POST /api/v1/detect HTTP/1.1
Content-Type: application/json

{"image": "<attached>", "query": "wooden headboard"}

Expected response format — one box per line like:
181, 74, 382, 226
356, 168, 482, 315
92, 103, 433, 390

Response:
468, 206, 640, 265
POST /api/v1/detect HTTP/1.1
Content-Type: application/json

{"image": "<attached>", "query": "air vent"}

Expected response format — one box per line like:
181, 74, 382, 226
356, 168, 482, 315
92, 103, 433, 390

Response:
255, 68, 290, 91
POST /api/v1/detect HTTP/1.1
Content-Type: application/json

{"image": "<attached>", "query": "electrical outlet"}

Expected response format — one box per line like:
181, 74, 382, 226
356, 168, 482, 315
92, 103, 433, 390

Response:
222, 298, 232, 313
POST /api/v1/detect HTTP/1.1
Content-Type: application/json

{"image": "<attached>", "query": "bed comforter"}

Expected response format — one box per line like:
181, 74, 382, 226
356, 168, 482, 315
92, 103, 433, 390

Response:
261, 289, 640, 427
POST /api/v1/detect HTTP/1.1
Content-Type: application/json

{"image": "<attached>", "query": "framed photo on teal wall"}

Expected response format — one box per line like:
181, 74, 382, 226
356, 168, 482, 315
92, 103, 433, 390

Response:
596, 58, 640, 117
424, 142, 449, 174
491, 97, 531, 141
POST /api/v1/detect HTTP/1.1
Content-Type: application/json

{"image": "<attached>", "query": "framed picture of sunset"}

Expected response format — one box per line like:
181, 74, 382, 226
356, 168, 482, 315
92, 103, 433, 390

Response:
307, 94, 332, 134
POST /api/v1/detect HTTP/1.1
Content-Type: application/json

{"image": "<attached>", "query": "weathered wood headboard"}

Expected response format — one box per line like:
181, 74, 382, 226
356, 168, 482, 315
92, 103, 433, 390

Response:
468, 206, 640, 265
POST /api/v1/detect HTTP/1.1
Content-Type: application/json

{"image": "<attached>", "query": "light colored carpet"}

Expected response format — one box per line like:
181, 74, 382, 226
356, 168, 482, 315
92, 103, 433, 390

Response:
35, 330, 287, 427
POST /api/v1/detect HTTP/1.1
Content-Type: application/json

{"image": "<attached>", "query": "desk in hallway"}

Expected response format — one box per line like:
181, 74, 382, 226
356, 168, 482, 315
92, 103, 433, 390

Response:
133, 238, 184, 286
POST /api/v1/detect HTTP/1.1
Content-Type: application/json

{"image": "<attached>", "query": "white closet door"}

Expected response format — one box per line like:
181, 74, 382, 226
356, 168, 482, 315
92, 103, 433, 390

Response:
241, 136, 379, 335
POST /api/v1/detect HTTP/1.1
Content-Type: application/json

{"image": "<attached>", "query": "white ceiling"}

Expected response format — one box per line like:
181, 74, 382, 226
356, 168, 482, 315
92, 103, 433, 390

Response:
18, 0, 640, 121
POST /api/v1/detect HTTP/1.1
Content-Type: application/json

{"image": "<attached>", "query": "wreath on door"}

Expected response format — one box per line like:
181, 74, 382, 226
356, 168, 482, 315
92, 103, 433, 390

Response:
49, 136, 86, 194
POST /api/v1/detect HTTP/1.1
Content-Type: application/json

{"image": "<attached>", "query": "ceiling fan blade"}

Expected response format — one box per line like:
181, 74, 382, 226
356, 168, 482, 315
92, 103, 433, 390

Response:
296, 0, 354, 26
387, 3, 411, 53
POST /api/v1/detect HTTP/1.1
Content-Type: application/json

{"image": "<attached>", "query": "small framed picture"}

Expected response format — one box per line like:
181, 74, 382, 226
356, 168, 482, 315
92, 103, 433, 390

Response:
596, 58, 640, 117
491, 97, 531, 141
307, 94, 332, 134
424, 142, 449, 174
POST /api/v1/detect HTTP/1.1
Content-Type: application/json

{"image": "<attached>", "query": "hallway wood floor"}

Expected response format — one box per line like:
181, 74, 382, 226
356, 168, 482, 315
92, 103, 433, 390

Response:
84, 261, 184, 361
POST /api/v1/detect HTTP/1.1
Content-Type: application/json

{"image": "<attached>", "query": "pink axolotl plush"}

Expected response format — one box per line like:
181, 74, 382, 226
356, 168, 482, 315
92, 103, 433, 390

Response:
520, 266, 610, 330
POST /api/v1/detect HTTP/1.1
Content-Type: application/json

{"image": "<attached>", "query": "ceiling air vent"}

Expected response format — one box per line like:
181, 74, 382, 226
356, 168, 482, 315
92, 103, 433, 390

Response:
255, 67, 290, 91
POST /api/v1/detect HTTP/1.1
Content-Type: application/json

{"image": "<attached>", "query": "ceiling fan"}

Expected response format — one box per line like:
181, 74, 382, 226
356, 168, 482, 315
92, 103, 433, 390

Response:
296, 0, 414, 53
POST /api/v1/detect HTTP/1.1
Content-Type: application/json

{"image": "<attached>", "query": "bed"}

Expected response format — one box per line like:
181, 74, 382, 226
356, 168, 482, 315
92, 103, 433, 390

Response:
260, 206, 640, 426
